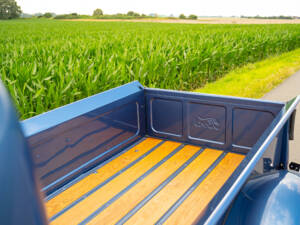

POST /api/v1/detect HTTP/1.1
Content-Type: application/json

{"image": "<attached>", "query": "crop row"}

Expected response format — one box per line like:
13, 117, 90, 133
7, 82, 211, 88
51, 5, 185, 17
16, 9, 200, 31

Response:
0, 20, 300, 119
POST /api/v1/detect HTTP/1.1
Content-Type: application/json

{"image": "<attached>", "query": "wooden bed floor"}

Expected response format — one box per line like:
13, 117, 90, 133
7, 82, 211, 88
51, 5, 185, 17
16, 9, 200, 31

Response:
46, 137, 245, 225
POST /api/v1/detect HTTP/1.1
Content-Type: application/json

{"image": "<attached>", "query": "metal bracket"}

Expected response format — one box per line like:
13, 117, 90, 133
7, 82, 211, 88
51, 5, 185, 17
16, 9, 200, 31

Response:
263, 158, 274, 172
289, 109, 296, 140
289, 162, 300, 172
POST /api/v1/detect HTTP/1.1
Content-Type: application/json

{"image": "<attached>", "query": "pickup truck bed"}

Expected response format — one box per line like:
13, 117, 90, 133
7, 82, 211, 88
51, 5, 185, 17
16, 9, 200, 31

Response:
46, 137, 244, 225
2, 81, 299, 225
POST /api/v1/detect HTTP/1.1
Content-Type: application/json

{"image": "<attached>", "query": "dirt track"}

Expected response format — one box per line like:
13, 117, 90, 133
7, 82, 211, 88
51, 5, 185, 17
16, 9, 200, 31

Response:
65, 18, 300, 24
262, 70, 300, 164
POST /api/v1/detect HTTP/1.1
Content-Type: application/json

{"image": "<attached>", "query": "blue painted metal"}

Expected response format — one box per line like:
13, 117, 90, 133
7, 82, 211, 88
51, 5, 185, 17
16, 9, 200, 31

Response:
145, 88, 284, 153
1, 77, 299, 225
0, 81, 48, 225
201, 96, 300, 225
21, 81, 146, 194
21, 81, 144, 137
224, 171, 300, 225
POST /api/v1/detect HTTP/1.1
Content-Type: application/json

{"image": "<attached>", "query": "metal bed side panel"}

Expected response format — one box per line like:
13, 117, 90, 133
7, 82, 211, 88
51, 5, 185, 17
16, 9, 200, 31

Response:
21, 81, 146, 195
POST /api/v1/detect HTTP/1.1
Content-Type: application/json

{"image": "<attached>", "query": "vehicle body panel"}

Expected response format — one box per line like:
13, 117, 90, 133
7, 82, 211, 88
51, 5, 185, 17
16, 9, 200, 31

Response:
225, 171, 300, 225
0, 80, 299, 225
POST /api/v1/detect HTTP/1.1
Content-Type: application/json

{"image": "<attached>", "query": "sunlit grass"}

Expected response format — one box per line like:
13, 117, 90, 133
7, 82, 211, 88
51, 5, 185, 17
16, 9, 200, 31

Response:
1, 20, 300, 118
195, 48, 300, 98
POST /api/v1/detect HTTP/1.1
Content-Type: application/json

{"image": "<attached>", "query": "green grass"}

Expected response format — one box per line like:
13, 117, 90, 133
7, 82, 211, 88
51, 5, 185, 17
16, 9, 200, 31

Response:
1, 20, 300, 119
195, 48, 300, 98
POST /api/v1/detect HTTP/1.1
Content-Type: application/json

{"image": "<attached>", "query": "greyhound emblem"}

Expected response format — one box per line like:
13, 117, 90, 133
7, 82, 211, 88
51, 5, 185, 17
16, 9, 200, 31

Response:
194, 116, 220, 131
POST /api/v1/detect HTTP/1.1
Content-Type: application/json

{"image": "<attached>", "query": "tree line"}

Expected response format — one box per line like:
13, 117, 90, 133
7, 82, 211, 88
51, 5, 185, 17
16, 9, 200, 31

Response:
32, 10, 199, 20
1, 1, 299, 21
0, 1, 198, 20
241, 15, 300, 20
0, 0, 21, 19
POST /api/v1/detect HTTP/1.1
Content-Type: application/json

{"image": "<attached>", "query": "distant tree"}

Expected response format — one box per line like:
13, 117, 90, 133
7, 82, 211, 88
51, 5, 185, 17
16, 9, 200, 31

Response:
93, 8, 103, 16
20, 13, 33, 18
54, 13, 80, 19
188, 14, 197, 20
0, 0, 22, 19
141, 14, 146, 17
179, 14, 186, 19
133, 12, 140, 17
43, 12, 53, 18
127, 11, 134, 16
33, 13, 43, 17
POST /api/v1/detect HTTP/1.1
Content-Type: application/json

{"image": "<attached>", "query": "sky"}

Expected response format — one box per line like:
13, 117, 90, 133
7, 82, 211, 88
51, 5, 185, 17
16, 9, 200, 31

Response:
17, 0, 300, 17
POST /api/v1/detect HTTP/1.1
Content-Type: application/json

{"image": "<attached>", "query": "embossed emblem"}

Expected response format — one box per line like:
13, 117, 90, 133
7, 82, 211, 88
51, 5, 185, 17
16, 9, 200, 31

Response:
194, 116, 220, 131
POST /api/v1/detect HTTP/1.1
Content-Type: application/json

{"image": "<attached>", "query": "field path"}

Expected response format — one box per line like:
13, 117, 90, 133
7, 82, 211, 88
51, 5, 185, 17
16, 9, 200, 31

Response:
262, 70, 300, 163
65, 18, 300, 24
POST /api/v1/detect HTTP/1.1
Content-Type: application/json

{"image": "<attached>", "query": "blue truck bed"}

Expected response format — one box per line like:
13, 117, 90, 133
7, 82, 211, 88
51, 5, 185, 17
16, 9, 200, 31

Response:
45, 137, 244, 225
1, 81, 299, 225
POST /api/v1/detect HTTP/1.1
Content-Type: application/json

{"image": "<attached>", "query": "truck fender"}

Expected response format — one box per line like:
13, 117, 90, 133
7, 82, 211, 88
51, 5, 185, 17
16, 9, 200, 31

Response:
224, 171, 300, 225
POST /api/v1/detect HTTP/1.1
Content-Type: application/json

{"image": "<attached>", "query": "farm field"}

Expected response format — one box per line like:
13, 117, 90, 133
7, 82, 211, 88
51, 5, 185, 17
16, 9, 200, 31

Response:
1, 19, 300, 119
68, 17, 300, 24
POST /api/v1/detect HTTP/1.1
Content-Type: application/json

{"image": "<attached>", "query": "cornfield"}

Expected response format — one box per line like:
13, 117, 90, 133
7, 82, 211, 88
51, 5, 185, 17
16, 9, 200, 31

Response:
1, 20, 300, 119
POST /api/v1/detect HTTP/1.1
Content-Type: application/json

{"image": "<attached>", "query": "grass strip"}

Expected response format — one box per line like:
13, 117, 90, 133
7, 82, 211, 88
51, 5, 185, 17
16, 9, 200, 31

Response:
195, 48, 300, 98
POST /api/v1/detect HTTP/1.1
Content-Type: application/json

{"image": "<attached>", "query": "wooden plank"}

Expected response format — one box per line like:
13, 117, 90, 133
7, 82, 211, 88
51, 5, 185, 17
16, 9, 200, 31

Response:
124, 148, 223, 225
164, 153, 245, 225
46, 137, 162, 218
51, 141, 181, 225
87, 145, 201, 225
